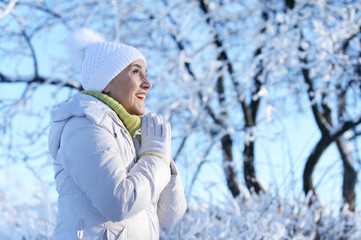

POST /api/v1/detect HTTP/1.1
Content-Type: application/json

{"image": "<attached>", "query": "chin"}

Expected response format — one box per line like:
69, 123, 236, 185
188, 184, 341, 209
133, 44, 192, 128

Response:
130, 109, 144, 115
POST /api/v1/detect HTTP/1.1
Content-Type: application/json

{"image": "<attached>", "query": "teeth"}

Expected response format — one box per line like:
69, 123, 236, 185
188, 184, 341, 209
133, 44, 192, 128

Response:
136, 94, 146, 100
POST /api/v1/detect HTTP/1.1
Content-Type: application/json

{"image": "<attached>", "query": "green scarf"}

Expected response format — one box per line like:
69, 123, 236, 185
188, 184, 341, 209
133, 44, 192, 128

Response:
82, 91, 142, 138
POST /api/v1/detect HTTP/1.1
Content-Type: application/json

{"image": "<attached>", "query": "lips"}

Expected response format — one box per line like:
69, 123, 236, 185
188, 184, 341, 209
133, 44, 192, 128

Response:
136, 93, 146, 100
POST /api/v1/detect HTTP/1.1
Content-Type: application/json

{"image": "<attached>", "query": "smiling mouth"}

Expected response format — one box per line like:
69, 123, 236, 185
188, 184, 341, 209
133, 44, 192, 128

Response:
136, 93, 146, 101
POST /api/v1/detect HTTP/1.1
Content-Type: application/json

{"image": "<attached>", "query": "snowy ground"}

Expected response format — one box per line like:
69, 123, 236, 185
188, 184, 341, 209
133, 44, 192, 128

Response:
1, 191, 360, 240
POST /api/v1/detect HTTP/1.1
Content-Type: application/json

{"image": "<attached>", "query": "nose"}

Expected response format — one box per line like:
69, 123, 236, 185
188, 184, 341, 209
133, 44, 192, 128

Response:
141, 74, 152, 89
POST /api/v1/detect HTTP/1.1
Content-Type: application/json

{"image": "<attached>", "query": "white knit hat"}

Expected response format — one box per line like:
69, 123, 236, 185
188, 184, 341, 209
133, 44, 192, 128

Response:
67, 28, 146, 92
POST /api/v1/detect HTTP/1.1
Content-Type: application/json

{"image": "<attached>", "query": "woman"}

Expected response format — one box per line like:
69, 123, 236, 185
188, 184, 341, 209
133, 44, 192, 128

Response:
48, 29, 187, 239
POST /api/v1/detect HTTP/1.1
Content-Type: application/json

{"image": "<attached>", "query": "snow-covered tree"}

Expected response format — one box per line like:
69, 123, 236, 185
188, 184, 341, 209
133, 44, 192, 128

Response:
1, 0, 361, 238
252, 0, 361, 211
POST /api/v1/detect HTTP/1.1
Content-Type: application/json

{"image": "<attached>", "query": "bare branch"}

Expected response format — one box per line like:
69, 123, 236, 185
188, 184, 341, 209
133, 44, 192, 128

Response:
0, 72, 82, 90
303, 115, 361, 197
0, 0, 18, 20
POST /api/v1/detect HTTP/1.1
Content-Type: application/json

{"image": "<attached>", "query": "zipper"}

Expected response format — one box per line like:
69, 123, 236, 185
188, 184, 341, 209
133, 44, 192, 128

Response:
77, 218, 84, 239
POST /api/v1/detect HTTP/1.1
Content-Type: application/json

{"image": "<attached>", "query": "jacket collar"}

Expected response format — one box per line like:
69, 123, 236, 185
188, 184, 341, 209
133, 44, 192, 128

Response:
49, 92, 125, 159
52, 92, 122, 124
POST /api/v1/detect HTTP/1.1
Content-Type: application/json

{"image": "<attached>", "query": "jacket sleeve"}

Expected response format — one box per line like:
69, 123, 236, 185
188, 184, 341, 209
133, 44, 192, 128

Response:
59, 117, 171, 222
157, 160, 187, 227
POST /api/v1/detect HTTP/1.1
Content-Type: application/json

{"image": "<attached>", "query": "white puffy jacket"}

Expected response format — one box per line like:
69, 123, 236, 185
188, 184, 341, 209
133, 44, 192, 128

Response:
48, 93, 187, 239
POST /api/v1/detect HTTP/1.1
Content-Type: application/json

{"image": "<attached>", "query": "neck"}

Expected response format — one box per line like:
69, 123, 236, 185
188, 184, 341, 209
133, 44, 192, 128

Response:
82, 91, 142, 138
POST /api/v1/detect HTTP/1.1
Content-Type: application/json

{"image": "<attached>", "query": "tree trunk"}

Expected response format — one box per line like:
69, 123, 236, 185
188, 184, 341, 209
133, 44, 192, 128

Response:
221, 134, 240, 197
303, 118, 361, 202
244, 140, 263, 194
303, 136, 331, 197
335, 139, 357, 211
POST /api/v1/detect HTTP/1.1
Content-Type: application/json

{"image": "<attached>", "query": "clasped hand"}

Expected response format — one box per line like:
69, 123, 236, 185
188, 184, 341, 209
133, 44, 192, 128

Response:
139, 113, 171, 165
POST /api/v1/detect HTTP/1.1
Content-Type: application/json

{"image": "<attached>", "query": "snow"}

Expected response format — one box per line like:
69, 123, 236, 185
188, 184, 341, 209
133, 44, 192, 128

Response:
1, 191, 360, 239
160, 193, 361, 240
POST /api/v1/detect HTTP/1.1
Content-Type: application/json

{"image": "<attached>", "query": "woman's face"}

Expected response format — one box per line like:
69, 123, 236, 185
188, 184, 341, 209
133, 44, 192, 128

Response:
103, 59, 151, 115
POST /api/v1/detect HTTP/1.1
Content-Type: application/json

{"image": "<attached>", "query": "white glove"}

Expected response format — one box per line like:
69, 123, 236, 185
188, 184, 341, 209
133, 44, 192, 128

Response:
139, 112, 171, 166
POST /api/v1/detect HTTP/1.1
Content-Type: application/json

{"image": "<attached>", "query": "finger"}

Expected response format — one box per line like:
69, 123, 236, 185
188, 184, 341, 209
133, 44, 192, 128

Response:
148, 113, 155, 135
146, 112, 156, 135
148, 112, 156, 118
163, 122, 171, 139
141, 115, 148, 135
154, 115, 163, 136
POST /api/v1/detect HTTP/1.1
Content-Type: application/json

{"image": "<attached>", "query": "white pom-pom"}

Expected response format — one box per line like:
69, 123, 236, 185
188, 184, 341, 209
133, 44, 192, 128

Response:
66, 28, 105, 65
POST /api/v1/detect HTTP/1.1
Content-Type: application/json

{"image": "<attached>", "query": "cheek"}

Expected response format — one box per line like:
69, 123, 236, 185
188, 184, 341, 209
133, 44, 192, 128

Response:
111, 77, 139, 105
121, 87, 136, 105
122, 79, 137, 92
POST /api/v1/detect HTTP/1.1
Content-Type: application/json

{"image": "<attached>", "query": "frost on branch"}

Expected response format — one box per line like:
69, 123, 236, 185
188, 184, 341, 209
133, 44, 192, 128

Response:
161, 192, 361, 240
1, 191, 360, 239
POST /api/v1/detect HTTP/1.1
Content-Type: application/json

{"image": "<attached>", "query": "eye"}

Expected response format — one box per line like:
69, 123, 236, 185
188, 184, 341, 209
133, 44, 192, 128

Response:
132, 69, 140, 74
